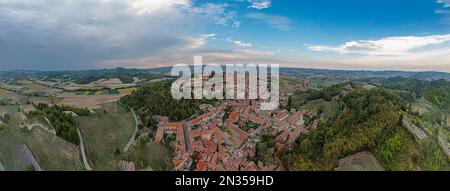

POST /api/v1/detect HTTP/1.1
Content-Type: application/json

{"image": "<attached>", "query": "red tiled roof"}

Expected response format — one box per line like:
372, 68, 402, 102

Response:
165, 122, 182, 131
196, 161, 208, 171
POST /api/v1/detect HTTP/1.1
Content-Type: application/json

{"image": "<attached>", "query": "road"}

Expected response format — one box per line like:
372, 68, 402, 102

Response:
77, 128, 92, 171
182, 121, 192, 152
123, 107, 139, 153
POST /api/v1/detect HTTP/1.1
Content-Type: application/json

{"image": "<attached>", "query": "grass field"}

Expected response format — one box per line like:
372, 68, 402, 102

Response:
300, 98, 340, 120
126, 141, 173, 171
26, 127, 84, 171
75, 103, 134, 170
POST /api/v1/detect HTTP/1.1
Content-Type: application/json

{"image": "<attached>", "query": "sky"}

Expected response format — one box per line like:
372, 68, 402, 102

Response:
0, 0, 449, 72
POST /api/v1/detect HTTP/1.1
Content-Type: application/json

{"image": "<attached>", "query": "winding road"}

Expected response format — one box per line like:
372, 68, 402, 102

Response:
123, 107, 139, 153
77, 128, 92, 171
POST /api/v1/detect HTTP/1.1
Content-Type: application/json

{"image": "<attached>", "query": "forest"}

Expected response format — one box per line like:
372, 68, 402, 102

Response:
120, 80, 215, 138
28, 104, 82, 144
283, 80, 449, 171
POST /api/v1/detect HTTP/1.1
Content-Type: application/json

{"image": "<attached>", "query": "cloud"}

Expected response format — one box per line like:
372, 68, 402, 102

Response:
96, 49, 276, 68
226, 38, 253, 47
306, 34, 450, 56
246, 13, 293, 31
183, 34, 216, 50
437, 0, 450, 8
436, 0, 450, 24
0, 0, 238, 70
304, 34, 450, 72
191, 3, 241, 28
248, 0, 272, 9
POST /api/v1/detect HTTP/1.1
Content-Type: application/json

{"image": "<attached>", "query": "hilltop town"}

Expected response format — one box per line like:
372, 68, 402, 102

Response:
156, 99, 308, 171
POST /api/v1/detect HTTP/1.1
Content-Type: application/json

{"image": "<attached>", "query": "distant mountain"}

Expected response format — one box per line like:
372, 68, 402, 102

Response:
280, 68, 450, 81
2, 67, 450, 81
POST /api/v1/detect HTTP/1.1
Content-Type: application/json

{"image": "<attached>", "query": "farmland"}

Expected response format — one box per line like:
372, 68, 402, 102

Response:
26, 127, 84, 171
0, 89, 14, 97
56, 94, 126, 110
0, 129, 27, 170
74, 103, 134, 170
20, 80, 48, 91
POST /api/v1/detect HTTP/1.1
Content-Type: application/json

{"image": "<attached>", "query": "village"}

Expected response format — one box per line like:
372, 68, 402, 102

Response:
154, 96, 311, 171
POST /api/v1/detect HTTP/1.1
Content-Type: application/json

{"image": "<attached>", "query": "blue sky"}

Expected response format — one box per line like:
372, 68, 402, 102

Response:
0, 0, 449, 71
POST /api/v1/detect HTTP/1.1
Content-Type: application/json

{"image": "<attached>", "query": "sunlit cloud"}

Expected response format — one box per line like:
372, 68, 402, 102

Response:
306, 34, 450, 56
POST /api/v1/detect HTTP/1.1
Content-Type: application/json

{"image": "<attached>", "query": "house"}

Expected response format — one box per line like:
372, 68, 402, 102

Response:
165, 122, 182, 134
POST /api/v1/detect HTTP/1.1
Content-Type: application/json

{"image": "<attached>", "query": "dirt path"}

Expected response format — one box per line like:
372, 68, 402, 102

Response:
77, 128, 92, 170
122, 107, 139, 153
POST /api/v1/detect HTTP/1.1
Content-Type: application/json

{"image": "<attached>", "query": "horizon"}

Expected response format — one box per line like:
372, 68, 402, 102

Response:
1, 0, 449, 71
3, 65, 450, 75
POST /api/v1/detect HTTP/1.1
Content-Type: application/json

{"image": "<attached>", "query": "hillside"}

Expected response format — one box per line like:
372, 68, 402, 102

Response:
284, 80, 450, 171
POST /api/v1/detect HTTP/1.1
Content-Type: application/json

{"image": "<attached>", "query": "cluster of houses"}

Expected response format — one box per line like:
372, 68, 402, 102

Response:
154, 98, 310, 171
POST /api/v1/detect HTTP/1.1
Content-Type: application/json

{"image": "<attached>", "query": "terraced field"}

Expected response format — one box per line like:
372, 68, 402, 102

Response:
26, 127, 84, 171
74, 103, 134, 170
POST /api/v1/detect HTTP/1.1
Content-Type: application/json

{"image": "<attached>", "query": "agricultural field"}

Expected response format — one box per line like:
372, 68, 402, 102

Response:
97, 102, 128, 114
280, 76, 300, 94
74, 103, 134, 170
27, 96, 60, 106
56, 94, 125, 110
0, 128, 40, 171
26, 127, 84, 171
20, 80, 48, 91
0, 88, 14, 97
